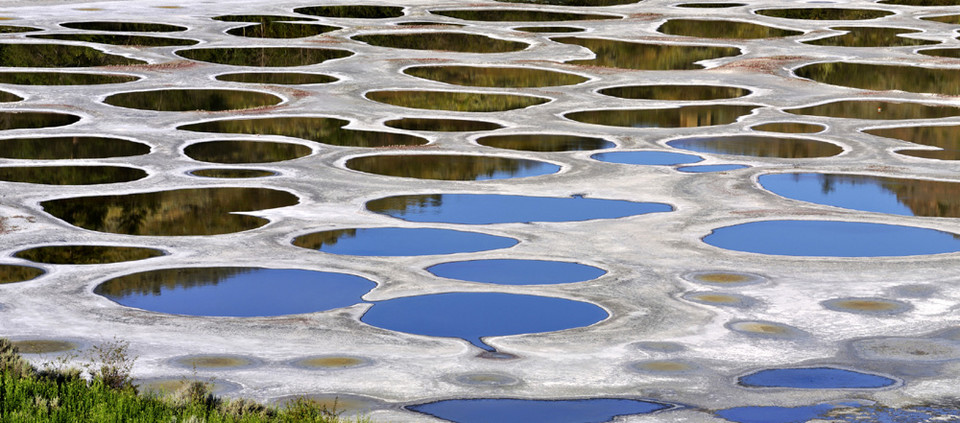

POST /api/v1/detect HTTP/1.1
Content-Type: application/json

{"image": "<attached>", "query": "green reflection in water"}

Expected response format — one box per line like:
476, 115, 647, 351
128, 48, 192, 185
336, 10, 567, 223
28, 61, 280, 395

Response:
212, 15, 317, 22
477, 134, 614, 151
366, 90, 549, 112
431, 9, 618, 21
384, 118, 502, 132
0, 136, 149, 159
867, 125, 960, 160
923, 15, 960, 24
61, 21, 186, 31
179, 117, 428, 147
552, 37, 740, 70
803, 27, 936, 47
184, 140, 311, 164
0, 26, 41, 33
404, 65, 587, 88
0, 44, 146, 67
189, 168, 276, 178
294, 5, 405, 18
225, 22, 339, 39
29, 33, 197, 46
676, 3, 745, 7
396, 21, 465, 27
0, 265, 44, 284
599, 85, 748, 100
658, 19, 802, 39
787, 101, 960, 120
919, 48, 960, 60
515, 26, 584, 33
751, 122, 824, 133
0, 112, 80, 130
353, 33, 528, 53
216, 72, 337, 85
41, 187, 299, 236
566, 105, 760, 128
667, 135, 843, 158
0, 72, 138, 85
292, 229, 357, 250
0, 90, 20, 102
796, 62, 960, 95
176, 47, 352, 67
104, 89, 281, 112
776, 173, 960, 218
345, 154, 557, 180
0, 166, 146, 185
15, 245, 163, 264
756, 8, 893, 20
95, 267, 252, 297
494, 0, 639, 6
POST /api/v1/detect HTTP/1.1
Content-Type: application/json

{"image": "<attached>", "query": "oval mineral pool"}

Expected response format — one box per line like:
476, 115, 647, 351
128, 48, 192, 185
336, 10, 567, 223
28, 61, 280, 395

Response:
704, 220, 960, 257
0, 265, 44, 284
750, 122, 824, 134
0, 72, 139, 85
866, 125, 960, 160
0, 137, 149, 159
404, 65, 588, 88
176, 47, 353, 67
225, 22, 338, 39
658, 19, 802, 39
0, 166, 145, 185
802, 27, 936, 48
514, 26, 584, 33
384, 118, 503, 132
591, 151, 703, 165
599, 85, 750, 101
408, 398, 670, 423
41, 187, 299, 236
496, 0, 639, 5
215, 72, 337, 85
60, 21, 187, 32
786, 101, 960, 120
796, 63, 958, 95
477, 134, 614, 152
566, 105, 760, 128
667, 135, 842, 158
552, 37, 740, 70
362, 292, 608, 350
755, 8, 893, 20
104, 89, 282, 112
294, 5, 405, 18
293, 228, 518, 256
430, 9, 619, 22
366, 194, 672, 223
0, 112, 80, 130
11, 339, 78, 354
346, 155, 559, 181
759, 173, 960, 218
29, 33, 198, 47
179, 117, 428, 147
353, 33, 529, 53
676, 3, 746, 7
738, 367, 896, 389
677, 164, 749, 173
427, 259, 605, 285
189, 169, 276, 178
184, 140, 311, 164
0, 44, 146, 67
366, 90, 549, 112
15, 245, 163, 265
95, 267, 376, 317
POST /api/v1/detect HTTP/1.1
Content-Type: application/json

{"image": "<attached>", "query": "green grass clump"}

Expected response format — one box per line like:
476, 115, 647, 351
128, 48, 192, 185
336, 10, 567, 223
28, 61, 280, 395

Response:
0, 338, 367, 422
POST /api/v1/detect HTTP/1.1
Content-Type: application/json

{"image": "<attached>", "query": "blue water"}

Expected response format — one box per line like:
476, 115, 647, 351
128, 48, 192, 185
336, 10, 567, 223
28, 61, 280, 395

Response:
427, 259, 606, 285
703, 220, 960, 257
717, 403, 864, 423
96, 268, 376, 317
361, 292, 608, 350
407, 398, 670, 423
297, 228, 518, 256
677, 164, 749, 173
759, 173, 918, 216
739, 367, 896, 389
591, 151, 703, 165
366, 194, 672, 224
